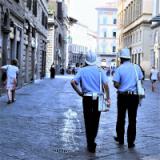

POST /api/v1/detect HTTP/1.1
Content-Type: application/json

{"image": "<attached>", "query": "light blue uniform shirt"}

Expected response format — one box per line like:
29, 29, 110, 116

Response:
73, 65, 108, 94
113, 61, 143, 92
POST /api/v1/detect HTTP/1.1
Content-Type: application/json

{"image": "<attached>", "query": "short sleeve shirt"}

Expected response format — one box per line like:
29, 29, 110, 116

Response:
73, 65, 108, 94
113, 61, 143, 92
2, 65, 19, 79
150, 69, 159, 80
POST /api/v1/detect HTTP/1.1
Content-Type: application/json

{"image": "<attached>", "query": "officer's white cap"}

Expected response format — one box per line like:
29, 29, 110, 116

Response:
85, 51, 97, 65
119, 48, 131, 59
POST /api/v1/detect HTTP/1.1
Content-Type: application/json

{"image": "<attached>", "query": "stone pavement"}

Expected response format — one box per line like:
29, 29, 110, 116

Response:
0, 75, 160, 160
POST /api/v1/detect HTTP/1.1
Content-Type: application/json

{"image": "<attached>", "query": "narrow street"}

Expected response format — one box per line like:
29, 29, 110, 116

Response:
0, 75, 160, 160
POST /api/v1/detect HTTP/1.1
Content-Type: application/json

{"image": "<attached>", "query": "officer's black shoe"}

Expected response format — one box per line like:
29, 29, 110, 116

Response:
7, 100, 12, 104
128, 143, 135, 148
114, 136, 124, 145
12, 99, 16, 103
87, 143, 97, 153
87, 147, 95, 153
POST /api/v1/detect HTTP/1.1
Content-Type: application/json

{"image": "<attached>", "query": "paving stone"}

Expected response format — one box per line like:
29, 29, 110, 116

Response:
0, 75, 159, 160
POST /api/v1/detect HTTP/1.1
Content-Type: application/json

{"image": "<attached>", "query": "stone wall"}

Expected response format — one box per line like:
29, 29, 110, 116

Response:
0, 0, 48, 90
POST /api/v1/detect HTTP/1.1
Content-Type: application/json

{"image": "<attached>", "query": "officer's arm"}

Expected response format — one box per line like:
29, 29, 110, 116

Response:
113, 81, 120, 89
71, 80, 83, 97
0, 66, 6, 70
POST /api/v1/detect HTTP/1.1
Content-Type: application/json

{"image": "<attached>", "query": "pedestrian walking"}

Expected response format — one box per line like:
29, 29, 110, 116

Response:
80, 63, 84, 68
150, 66, 159, 92
60, 65, 65, 75
50, 62, 55, 79
113, 48, 143, 148
139, 65, 145, 80
75, 63, 80, 74
0, 59, 19, 104
71, 51, 111, 153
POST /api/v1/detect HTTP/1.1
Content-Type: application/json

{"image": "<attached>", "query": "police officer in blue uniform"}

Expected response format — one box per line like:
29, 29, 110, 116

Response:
71, 51, 111, 153
113, 48, 143, 148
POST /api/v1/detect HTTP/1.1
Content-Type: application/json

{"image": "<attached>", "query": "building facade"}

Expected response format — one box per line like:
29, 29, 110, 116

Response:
46, 12, 55, 77
23, 0, 48, 83
151, 0, 160, 72
47, 0, 71, 75
117, 0, 152, 76
0, 0, 25, 89
0, 0, 48, 92
68, 22, 97, 67
96, 1, 118, 68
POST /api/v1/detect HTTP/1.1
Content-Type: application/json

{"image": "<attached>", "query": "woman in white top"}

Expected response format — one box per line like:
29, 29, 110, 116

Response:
1, 59, 19, 104
150, 66, 159, 92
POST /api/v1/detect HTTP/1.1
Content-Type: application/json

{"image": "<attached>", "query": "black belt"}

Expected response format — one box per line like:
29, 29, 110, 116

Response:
117, 91, 137, 95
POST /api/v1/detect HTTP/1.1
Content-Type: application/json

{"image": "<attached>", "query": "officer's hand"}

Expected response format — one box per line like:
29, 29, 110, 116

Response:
79, 92, 84, 97
106, 98, 111, 107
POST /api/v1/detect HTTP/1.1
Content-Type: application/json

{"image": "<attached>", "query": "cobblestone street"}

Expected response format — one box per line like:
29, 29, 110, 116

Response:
0, 75, 160, 160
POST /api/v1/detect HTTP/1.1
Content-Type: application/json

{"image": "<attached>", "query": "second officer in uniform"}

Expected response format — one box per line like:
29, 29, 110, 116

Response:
113, 48, 143, 148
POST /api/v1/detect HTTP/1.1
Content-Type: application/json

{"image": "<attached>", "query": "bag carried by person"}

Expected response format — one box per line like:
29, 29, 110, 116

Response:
1, 71, 7, 82
134, 65, 145, 98
98, 93, 109, 112
98, 70, 109, 112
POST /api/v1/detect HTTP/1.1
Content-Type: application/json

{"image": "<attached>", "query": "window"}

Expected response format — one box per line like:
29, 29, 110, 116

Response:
101, 28, 107, 38
133, 34, 135, 43
103, 17, 107, 24
156, 0, 160, 15
42, 11, 45, 25
45, 16, 48, 29
41, 11, 48, 28
27, 0, 32, 10
32, 28, 36, 38
58, 34, 62, 46
102, 46, 106, 53
3, 10, 10, 26
113, 32, 116, 37
101, 41, 107, 53
136, 32, 138, 42
113, 18, 117, 24
112, 46, 116, 52
33, 0, 37, 16
139, 30, 142, 41
57, 2, 63, 20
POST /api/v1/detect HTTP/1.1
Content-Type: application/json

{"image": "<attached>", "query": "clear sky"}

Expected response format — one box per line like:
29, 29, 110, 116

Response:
69, 0, 107, 31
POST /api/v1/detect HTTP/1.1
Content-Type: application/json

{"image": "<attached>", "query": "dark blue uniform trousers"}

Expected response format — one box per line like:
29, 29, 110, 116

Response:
116, 93, 139, 144
83, 96, 101, 148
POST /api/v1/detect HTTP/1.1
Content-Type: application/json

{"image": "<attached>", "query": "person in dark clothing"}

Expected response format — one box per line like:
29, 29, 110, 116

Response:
50, 63, 55, 79
60, 66, 65, 75
139, 65, 145, 80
